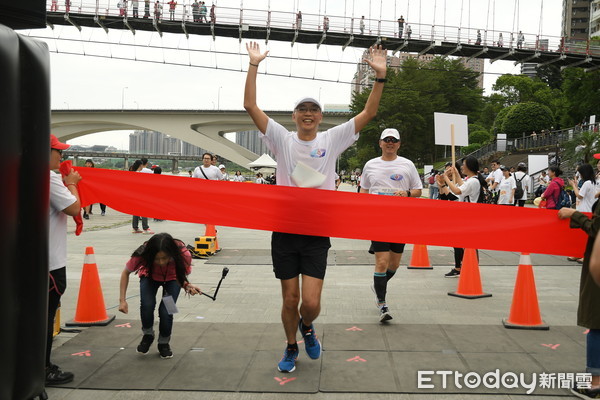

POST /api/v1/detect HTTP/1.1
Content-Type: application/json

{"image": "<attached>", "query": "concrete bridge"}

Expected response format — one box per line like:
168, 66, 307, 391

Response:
51, 109, 351, 166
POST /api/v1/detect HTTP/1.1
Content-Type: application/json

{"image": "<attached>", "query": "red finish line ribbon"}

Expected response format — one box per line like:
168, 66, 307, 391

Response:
76, 167, 586, 257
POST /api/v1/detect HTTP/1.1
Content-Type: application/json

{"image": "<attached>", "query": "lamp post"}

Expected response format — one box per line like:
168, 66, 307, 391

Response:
121, 87, 128, 111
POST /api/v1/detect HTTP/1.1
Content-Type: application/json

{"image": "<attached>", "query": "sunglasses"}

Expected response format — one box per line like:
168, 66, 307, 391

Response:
52, 148, 63, 155
382, 137, 399, 143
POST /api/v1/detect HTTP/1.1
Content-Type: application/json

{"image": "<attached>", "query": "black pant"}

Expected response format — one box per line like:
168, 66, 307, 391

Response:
47, 267, 67, 366
453, 248, 464, 269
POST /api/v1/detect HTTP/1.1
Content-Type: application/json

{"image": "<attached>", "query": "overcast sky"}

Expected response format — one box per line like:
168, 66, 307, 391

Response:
25, 0, 563, 149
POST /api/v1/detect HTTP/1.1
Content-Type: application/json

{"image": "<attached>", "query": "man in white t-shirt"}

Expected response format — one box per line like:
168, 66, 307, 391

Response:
193, 153, 222, 180
360, 129, 422, 323
485, 160, 503, 196
140, 158, 154, 174
244, 40, 388, 373
47, 134, 81, 385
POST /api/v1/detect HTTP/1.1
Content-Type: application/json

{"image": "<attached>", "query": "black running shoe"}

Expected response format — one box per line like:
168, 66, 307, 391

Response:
136, 334, 154, 354
45, 363, 74, 385
158, 343, 173, 359
444, 268, 460, 278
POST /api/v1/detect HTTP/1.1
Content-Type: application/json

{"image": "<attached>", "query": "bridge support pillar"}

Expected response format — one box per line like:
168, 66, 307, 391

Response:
74, 155, 79, 166
124, 157, 129, 170
172, 159, 179, 174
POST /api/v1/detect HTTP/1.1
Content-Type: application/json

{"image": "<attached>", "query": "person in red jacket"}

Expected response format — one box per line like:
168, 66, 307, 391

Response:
542, 165, 565, 210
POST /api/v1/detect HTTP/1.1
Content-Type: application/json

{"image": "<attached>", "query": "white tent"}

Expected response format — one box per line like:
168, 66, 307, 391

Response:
247, 153, 277, 169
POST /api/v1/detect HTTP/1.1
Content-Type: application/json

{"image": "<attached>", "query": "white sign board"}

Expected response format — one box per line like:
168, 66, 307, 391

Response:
590, 115, 596, 125
528, 155, 549, 176
434, 112, 469, 146
424, 165, 434, 175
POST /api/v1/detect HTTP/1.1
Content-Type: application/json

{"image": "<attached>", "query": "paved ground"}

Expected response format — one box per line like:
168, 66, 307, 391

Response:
45, 184, 585, 399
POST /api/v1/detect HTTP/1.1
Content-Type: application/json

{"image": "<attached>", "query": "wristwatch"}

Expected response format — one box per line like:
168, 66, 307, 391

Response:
406, 190, 411, 197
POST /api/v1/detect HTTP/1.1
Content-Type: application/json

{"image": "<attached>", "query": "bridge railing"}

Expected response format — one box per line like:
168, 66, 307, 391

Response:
45, 1, 600, 57
460, 123, 600, 160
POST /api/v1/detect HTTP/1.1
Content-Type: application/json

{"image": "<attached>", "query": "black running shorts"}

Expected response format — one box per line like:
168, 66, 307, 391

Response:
368, 241, 406, 254
271, 232, 331, 280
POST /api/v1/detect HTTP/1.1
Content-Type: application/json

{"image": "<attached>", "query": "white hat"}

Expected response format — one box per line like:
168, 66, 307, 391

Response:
294, 97, 323, 111
380, 128, 400, 141
218, 164, 226, 169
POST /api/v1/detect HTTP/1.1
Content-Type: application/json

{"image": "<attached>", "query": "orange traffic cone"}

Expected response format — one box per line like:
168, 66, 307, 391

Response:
407, 244, 433, 269
205, 224, 220, 252
448, 248, 492, 299
66, 247, 115, 327
502, 253, 548, 330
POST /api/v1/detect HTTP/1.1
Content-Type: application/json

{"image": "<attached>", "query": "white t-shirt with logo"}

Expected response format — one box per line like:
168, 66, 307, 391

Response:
192, 165, 222, 180
360, 156, 422, 195
262, 118, 358, 190
497, 175, 516, 204
49, 171, 77, 272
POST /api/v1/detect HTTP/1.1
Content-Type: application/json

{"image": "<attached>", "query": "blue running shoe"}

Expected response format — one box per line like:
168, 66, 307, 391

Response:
277, 346, 299, 373
298, 319, 321, 359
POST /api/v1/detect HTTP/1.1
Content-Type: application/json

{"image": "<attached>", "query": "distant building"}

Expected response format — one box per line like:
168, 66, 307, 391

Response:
129, 130, 207, 156
236, 130, 274, 158
591, 0, 600, 38
562, 0, 592, 40
352, 50, 484, 94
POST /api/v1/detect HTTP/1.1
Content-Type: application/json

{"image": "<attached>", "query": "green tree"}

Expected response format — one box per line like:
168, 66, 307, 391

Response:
561, 131, 600, 165
501, 102, 555, 138
559, 68, 600, 127
345, 56, 484, 169
492, 105, 514, 134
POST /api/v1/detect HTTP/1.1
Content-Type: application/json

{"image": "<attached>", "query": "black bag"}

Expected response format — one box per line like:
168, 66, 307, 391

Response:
514, 174, 525, 200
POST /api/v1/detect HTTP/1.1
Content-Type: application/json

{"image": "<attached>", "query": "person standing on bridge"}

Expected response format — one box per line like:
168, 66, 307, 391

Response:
168, 0, 177, 20
397, 15, 405, 38
200, 1, 208, 23
144, 0, 150, 18
359, 15, 365, 34
296, 10, 302, 30
475, 29, 482, 45
517, 31, 524, 49
244, 40, 388, 373
192, 0, 199, 22
132, 0, 139, 18
209, 2, 215, 24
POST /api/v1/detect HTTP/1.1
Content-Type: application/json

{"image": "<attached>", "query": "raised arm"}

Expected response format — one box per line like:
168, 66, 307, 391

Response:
354, 45, 388, 133
244, 41, 270, 134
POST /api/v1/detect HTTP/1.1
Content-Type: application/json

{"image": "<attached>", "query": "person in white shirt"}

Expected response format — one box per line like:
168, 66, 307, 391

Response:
219, 164, 230, 181
140, 158, 154, 174
485, 160, 503, 197
571, 163, 596, 214
442, 156, 483, 277
497, 166, 516, 206
513, 163, 530, 207
47, 134, 81, 385
233, 170, 245, 182
360, 128, 422, 323
244, 40, 387, 373
193, 153, 222, 180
